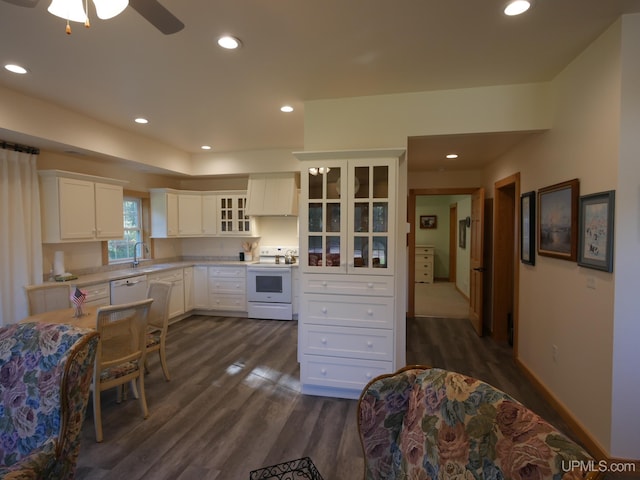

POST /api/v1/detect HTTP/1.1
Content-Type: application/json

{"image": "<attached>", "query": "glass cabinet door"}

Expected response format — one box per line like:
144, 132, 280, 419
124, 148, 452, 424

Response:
348, 161, 394, 274
305, 165, 345, 271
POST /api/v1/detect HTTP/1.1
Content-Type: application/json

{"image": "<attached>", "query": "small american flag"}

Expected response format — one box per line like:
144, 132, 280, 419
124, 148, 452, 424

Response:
71, 287, 86, 307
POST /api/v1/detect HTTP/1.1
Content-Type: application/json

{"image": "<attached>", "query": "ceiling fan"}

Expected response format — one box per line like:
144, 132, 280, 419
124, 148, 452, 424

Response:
1, 0, 184, 35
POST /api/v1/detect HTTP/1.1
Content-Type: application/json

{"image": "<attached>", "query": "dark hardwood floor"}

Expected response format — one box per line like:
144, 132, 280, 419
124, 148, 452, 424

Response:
75, 315, 589, 479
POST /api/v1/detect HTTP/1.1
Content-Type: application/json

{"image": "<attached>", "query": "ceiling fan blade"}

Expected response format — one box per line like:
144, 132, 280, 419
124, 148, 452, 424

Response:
129, 0, 184, 35
2, 0, 40, 7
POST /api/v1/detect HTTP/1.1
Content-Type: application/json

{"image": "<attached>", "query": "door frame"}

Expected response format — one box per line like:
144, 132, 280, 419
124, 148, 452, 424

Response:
408, 187, 481, 318
493, 173, 520, 355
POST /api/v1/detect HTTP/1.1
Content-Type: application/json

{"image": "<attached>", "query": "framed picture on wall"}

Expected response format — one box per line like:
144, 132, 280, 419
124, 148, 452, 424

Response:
577, 190, 615, 272
537, 178, 579, 261
520, 191, 535, 265
458, 219, 466, 248
420, 215, 437, 229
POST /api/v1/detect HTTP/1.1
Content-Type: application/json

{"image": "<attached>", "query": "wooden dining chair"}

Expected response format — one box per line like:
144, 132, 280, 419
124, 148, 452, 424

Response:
145, 281, 173, 381
92, 298, 153, 442
24, 283, 70, 315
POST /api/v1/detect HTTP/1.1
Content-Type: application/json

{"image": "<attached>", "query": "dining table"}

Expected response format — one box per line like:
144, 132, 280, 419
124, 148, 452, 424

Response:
20, 305, 100, 329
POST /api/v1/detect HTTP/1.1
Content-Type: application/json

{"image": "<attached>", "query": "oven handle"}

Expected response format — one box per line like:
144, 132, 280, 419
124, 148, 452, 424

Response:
247, 267, 292, 272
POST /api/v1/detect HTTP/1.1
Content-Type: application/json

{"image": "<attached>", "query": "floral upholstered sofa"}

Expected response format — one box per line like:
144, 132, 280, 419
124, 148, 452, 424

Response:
358, 366, 601, 480
0, 322, 99, 480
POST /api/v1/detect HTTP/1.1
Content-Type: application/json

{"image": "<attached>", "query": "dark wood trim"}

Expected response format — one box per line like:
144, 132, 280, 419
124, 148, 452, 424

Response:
493, 173, 519, 349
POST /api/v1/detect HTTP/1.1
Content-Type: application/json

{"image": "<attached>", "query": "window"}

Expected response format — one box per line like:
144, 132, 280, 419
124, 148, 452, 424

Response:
108, 197, 143, 263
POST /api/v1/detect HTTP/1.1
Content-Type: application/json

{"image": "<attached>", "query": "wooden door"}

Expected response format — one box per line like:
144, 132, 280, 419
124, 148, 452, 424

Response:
469, 188, 485, 336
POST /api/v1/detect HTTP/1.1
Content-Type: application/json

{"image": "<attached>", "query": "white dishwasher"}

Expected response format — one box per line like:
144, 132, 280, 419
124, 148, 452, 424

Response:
110, 275, 148, 305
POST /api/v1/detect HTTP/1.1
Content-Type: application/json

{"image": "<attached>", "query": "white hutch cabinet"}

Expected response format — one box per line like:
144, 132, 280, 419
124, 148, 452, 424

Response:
295, 149, 406, 399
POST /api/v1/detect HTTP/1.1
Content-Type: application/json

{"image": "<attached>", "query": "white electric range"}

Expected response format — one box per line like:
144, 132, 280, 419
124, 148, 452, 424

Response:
246, 246, 298, 320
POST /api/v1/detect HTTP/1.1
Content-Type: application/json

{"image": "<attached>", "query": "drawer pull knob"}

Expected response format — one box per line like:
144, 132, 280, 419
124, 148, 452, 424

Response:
321, 368, 327, 375
322, 281, 328, 287
367, 309, 373, 316
321, 307, 328, 314
366, 372, 372, 379
367, 341, 373, 347
321, 337, 327, 344
367, 283, 374, 288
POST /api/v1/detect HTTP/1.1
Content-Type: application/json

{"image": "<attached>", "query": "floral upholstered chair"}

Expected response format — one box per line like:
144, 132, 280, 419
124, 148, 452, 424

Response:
0, 322, 99, 480
357, 365, 601, 480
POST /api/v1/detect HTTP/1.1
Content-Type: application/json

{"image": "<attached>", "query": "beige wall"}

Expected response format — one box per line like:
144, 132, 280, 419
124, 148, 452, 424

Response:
483, 19, 621, 455
302, 17, 639, 459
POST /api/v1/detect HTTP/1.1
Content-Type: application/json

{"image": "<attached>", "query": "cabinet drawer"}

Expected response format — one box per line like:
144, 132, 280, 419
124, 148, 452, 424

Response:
300, 355, 391, 391
302, 293, 393, 329
84, 282, 109, 298
415, 263, 433, 275
302, 274, 393, 296
208, 266, 245, 278
416, 246, 435, 255
209, 279, 245, 294
210, 294, 246, 311
301, 325, 393, 361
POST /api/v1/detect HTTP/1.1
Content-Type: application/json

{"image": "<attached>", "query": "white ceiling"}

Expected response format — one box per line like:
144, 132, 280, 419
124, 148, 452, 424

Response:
1, 0, 639, 173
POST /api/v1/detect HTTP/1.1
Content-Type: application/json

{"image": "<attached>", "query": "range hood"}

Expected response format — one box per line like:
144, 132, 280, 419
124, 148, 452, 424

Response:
245, 172, 299, 216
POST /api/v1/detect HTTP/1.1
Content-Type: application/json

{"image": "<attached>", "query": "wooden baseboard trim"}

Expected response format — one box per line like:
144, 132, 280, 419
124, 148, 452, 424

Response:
515, 358, 609, 460
515, 361, 640, 473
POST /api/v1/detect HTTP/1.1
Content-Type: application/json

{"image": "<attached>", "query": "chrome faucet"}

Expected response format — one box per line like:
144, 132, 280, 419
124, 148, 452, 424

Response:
132, 241, 146, 268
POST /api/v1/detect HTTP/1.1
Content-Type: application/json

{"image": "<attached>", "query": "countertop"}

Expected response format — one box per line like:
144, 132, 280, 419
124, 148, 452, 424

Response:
58, 261, 255, 287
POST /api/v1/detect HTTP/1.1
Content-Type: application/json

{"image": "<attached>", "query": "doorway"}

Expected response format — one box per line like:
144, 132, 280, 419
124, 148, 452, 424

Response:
492, 173, 520, 350
408, 188, 483, 326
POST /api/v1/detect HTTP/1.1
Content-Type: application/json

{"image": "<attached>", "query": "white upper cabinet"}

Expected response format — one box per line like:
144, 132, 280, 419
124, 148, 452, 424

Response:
39, 170, 126, 243
150, 189, 178, 237
245, 172, 299, 216
178, 193, 203, 236
217, 192, 255, 236
202, 194, 218, 235
150, 189, 255, 238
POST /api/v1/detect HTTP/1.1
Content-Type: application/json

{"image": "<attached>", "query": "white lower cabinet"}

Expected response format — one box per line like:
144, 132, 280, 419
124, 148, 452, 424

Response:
299, 274, 395, 399
78, 282, 110, 307
193, 266, 209, 309
148, 269, 185, 320
183, 267, 194, 311
208, 265, 246, 312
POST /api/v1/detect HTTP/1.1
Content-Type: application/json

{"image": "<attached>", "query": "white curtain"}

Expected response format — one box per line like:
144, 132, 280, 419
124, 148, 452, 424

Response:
0, 148, 43, 325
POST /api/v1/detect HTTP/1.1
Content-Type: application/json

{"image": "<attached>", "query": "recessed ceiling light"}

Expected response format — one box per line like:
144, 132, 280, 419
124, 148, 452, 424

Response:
504, 0, 531, 16
280, 105, 294, 113
5, 64, 28, 74
217, 36, 241, 49
201, 145, 212, 150
134, 117, 149, 124
446, 154, 459, 159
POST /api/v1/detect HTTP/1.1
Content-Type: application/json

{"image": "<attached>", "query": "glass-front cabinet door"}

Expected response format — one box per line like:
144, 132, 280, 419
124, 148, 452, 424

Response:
304, 162, 347, 272
348, 158, 395, 274
301, 158, 395, 275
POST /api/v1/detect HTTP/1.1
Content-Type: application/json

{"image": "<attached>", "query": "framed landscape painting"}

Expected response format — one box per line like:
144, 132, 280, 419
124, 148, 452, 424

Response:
578, 190, 615, 272
537, 179, 579, 261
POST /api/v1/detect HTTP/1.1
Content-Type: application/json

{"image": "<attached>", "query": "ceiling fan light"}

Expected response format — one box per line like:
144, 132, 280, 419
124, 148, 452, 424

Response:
92, 0, 128, 20
48, 0, 87, 23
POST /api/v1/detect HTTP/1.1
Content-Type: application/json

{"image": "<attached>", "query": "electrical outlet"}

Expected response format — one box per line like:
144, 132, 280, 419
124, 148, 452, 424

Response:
587, 276, 596, 289
552, 344, 558, 363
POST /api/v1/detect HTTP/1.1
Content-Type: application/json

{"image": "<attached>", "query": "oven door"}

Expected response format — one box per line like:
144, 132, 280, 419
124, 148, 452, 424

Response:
247, 267, 292, 303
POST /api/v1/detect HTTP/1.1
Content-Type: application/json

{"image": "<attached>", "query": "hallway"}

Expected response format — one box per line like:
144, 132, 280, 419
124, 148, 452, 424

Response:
414, 281, 469, 318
